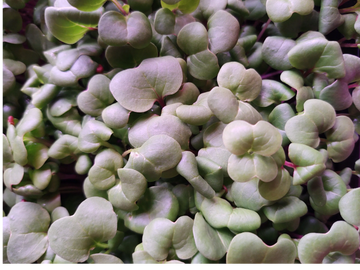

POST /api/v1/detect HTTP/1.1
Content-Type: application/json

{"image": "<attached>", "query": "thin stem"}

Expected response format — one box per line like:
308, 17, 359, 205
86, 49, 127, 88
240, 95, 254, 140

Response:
95, 242, 110, 249
156, 98, 166, 108
284, 161, 297, 169
24, 137, 53, 148
122, 148, 133, 157
257, 18, 271, 42
341, 43, 360, 47
261, 70, 282, 79
303, 68, 314, 78
340, 0, 351, 7
338, 37, 347, 45
339, 7, 360, 14
349, 83, 360, 88
101, 141, 117, 150
110, 0, 128, 15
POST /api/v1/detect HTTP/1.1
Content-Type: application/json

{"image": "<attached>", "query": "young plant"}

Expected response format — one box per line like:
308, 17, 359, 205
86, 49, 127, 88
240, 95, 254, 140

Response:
3, 0, 360, 264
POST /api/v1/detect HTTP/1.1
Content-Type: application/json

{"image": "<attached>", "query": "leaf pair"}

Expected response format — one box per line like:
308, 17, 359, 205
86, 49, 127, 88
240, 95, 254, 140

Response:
98, 10, 152, 49
285, 99, 336, 148
227, 233, 297, 263
6, 108, 45, 166
195, 192, 261, 233
6, 202, 51, 263
142, 216, 197, 261
48, 197, 117, 263
45, 0, 103, 44
223, 120, 283, 183
298, 221, 359, 263
110, 56, 183, 113
124, 134, 183, 182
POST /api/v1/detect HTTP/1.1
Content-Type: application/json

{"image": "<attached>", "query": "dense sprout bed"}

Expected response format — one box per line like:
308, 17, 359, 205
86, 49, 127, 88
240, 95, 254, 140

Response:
3, 0, 360, 264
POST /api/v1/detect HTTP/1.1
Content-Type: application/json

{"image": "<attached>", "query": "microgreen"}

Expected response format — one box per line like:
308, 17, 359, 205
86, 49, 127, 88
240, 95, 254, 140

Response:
3, 0, 360, 265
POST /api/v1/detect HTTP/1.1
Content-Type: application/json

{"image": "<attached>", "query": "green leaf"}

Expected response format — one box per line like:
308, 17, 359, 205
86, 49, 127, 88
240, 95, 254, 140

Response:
67, 0, 107, 11
105, 43, 158, 69
262, 196, 308, 223
222, 120, 282, 156
31, 84, 61, 109
195, 193, 261, 233
268, 103, 296, 146
160, 36, 183, 58
227, 233, 297, 263
253, 79, 295, 107
262, 36, 296, 70
353, 86, 360, 111
125, 134, 182, 182
234, 101, 263, 124
192, 0, 227, 19
16, 107, 43, 137
227, 153, 278, 183
154, 8, 175, 34
288, 143, 326, 185
187, 50, 220, 80
110, 56, 183, 112
132, 243, 184, 264
48, 197, 117, 263
48, 134, 79, 159
207, 87, 239, 124
266, 0, 314, 22
231, 178, 273, 211
198, 146, 232, 178
98, 10, 152, 49
101, 102, 130, 129
193, 212, 233, 261
285, 99, 336, 148
339, 188, 360, 226
285, 114, 320, 147
288, 31, 346, 79
177, 22, 208, 55
166, 82, 200, 105
298, 221, 359, 263
196, 155, 224, 192
318, 0, 344, 35
45, 1, 103, 44
258, 168, 292, 201
176, 151, 216, 199
29, 165, 53, 190
207, 10, 240, 54
4, 163, 24, 189
89, 254, 123, 264
325, 116, 356, 163
0, 33, 26, 43
49, 55, 98, 87
308, 170, 347, 216
77, 119, 113, 153
161, 0, 200, 14
77, 74, 114, 116
3, 134, 13, 164
128, 114, 192, 150
123, 186, 179, 234
217, 62, 262, 102
142, 216, 197, 260
6, 125, 27, 166
88, 148, 124, 190
175, 92, 214, 126
7, 202, 51, 263
3, 7, 23, 33
319, 80, 353, 111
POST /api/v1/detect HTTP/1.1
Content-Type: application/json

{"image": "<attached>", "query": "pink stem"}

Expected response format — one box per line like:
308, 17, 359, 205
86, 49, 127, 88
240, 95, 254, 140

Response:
257, 18, 271, 42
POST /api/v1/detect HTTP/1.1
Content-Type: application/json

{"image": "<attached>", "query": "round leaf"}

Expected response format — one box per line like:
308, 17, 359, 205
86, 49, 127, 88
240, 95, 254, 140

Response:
227, 233, 297, 263
110, 56, 183, 112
